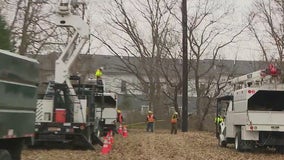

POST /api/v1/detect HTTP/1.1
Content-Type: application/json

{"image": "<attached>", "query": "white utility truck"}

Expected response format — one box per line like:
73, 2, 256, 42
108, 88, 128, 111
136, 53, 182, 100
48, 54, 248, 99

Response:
216, 64, 284, 153
34, 0, 117, 150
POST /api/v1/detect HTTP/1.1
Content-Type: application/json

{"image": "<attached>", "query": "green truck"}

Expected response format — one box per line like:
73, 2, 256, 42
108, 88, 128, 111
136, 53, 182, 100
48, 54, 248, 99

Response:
0, 49, 39, 160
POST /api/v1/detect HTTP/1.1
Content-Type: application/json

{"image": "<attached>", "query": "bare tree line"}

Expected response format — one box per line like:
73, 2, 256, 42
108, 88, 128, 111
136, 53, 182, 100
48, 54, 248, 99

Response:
1, 0, 280, 130
92, 0, 247, 130
249, 0, 284, 72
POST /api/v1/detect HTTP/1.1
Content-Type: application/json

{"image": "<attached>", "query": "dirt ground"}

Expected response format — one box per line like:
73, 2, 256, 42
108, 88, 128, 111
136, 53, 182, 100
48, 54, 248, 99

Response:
22, 129, 284, 160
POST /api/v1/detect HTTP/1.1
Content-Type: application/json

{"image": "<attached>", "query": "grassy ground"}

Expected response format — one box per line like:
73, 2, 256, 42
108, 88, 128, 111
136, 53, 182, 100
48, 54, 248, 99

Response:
22, 129, 284, 160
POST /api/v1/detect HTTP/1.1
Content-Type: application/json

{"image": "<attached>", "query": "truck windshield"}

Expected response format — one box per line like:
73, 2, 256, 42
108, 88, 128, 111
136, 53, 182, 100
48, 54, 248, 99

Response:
94, 95, 116, 108
248, 90, 284, 111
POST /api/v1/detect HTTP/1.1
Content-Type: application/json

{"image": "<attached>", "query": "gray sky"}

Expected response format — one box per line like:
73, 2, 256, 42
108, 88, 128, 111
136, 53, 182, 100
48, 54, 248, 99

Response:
228, 0, 261, 61
88, 0, 263, 61
2, 0, 262, 60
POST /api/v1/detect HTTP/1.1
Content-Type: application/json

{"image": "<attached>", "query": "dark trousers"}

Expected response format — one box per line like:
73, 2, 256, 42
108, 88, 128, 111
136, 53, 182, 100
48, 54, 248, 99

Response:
171, 123, 177, 134
146, 122, 154, 132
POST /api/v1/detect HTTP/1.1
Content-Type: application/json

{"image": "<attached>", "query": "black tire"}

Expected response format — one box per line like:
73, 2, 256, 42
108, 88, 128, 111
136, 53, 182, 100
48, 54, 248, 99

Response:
3, 139, 23, 160
235, 131, 244, 152
0, 150, 12, 160
276, 146, 284, 154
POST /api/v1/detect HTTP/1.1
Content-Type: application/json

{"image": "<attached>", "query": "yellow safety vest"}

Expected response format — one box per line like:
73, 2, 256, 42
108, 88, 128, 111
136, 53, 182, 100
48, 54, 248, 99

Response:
95, 69, 102, 78
215, 116, 223, 124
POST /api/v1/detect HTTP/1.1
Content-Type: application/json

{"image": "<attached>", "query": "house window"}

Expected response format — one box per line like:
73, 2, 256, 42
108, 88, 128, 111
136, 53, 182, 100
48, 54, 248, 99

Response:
169, 107, 182, 115
141, 105, 149, 114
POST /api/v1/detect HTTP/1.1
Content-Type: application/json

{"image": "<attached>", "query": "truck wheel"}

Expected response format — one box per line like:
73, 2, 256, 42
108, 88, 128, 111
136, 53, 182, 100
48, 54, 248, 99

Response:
276, 146, 284, 154
235, 131, 244, 152
10, 139, 23, 160
0, 150, 12, 160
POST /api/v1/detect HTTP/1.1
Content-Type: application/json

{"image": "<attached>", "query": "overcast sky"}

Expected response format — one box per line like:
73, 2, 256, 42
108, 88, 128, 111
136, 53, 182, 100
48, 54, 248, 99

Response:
87, 0, 264, 61
3, 0, 261, 60
2, 0, 256, 60
228, 0, 261, 61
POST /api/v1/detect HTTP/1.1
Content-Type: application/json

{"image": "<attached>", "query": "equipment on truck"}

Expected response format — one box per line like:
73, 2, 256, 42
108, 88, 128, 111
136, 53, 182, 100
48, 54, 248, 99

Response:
0, 49, 39, 160
216, 64, 284, 153
34, 0, 117, 150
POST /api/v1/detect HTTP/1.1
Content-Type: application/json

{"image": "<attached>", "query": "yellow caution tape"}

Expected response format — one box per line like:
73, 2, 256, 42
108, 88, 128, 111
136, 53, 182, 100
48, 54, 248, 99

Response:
125, 120, 166, 127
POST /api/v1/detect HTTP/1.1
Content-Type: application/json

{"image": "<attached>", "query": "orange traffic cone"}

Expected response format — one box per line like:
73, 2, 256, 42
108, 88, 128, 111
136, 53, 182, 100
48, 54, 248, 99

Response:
118, 124, 123, 135
101, 137, 110, 155
109, 131, 114, 144
107, 134, 112, 150
123, 126, 128, 138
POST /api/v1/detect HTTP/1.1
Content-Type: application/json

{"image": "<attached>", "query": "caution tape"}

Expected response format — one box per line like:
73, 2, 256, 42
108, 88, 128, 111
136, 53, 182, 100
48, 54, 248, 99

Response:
125, 119, 166, 127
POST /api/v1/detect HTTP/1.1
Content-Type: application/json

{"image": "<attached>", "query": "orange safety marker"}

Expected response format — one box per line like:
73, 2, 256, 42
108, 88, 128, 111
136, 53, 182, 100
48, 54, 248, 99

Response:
109, 130, 114, 144
107, 134, 112, 150
118, 124, 123, 135
122, 125, 128, 138
101, 137, 110, 155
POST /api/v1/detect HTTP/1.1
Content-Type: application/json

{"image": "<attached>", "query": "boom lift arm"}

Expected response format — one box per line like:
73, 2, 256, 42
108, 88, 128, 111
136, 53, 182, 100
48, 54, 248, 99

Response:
54, 0, 89, 84
54, 0, 89, 123
229, 64, 281, 90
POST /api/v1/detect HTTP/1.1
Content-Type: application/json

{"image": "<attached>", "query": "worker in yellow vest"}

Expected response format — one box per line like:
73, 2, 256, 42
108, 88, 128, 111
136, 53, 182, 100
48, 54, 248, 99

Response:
95, 67, 103, 85
215, 115, 224, 124
146, 111, 156, 132
170, 112, 179, 134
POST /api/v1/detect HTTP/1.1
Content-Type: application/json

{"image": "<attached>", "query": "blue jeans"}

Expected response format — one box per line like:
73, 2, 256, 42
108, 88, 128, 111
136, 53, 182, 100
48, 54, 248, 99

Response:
146, 122, 154, 132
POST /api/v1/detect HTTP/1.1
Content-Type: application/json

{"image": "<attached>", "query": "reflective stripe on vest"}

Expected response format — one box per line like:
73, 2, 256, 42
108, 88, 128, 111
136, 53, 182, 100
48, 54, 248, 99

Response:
147, 115, 154, 122
171, 115, 177, 123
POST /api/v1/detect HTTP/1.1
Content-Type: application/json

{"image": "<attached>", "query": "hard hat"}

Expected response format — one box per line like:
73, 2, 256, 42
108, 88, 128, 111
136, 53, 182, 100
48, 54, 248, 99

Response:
148, 111, 153, 114
99, 67, 103, 70
117, 110, 121, 113
174, 112, 178, 115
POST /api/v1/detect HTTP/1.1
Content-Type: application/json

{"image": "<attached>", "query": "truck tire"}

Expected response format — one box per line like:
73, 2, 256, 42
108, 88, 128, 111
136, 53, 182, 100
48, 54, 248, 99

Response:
235, 131, 244, 152
0, 150, 12, 160
276, 146, 284, 154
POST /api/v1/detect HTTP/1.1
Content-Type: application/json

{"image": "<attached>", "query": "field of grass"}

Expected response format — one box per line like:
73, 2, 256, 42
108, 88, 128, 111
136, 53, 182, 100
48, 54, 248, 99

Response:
22, 129, 284, 160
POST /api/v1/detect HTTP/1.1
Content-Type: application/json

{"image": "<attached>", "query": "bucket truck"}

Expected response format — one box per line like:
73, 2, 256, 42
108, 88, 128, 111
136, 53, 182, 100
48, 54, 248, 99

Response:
216, 64, 284, 153
34, 0, 117, 150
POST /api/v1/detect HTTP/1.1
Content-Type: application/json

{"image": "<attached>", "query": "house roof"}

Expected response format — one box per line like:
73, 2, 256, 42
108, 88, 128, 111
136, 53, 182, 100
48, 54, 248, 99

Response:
32, 53, 268, 79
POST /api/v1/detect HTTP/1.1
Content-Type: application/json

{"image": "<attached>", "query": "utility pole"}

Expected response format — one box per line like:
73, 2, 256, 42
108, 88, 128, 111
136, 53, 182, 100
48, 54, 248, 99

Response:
282, 0, 284, 63
181, 0, 188, 132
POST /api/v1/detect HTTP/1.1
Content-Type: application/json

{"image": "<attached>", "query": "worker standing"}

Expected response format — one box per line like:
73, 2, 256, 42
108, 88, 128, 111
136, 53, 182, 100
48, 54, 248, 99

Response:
215, 115, 224, 125
95, 67, 103, 85
146, 111, 156, 132
170, 112, 178, 134
117, 110, 124, 125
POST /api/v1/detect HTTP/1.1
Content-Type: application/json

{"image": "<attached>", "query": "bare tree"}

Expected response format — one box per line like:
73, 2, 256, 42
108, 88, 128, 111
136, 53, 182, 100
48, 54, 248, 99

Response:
185, 0, 246, 130
93, 0, 181, 117
3, 0, 63, 55
249, 0, 284, 68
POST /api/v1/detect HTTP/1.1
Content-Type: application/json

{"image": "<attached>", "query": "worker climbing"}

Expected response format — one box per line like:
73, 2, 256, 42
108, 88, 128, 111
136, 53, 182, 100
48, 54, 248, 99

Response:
146, 111, 156, 132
